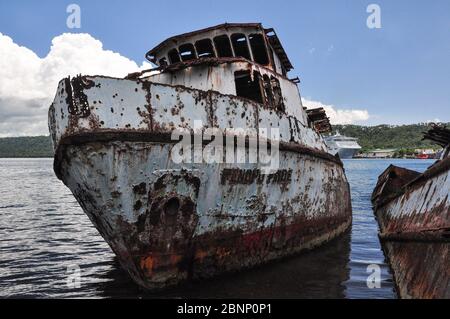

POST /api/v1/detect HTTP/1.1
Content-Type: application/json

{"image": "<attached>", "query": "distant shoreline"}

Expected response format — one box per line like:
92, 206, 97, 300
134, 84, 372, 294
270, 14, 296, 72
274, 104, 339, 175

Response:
0, 136, 53, 158
1, 123, 447, 158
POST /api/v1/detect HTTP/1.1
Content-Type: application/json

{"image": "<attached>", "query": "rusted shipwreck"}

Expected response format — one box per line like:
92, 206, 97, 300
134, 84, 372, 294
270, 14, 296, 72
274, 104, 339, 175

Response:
372, 125, 450, 299
48, 23, 352, 290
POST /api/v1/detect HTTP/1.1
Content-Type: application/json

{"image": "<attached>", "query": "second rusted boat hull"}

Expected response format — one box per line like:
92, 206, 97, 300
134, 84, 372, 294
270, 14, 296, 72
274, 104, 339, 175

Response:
56, 138, 352, 290
372, 158, 450, 299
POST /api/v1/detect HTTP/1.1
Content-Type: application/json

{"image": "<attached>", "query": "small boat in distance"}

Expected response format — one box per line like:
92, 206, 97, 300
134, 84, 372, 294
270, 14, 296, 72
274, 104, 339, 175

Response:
415, 153, 429, 160
372, 124, 450, 298
324, 132, 362, 159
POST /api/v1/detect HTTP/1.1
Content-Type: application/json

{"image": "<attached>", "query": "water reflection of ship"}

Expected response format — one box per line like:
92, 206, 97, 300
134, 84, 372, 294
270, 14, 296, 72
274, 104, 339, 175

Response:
96, 231, 351, 299
324, 132, 362, 159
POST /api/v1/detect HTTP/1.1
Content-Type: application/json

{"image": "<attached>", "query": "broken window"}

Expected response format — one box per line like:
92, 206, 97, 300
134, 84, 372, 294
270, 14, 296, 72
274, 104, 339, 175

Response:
234, 71, 263, 104
271, 76, 285, 112
231, 33, 251, 60
268, 46, 275, 68
195, 39, 216, 58
159, 57, 168, 67
168, 49, 181, 64
178, 43, 197, 62
262, 74, 274, 106
249, 34, 269, 65
214, 35, 233, 57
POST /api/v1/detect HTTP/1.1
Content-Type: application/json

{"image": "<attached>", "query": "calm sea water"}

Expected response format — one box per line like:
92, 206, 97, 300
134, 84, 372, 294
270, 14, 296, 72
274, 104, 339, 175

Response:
0, 158, 434, 299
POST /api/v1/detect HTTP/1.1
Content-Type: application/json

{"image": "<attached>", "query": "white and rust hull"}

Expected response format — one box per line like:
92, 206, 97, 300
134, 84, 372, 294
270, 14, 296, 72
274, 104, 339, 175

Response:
49, 75, 352, 290
372, 159, 450, 299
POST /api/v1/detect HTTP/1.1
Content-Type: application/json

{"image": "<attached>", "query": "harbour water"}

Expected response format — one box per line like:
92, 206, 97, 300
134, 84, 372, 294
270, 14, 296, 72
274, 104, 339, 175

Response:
0, 158, 434, 298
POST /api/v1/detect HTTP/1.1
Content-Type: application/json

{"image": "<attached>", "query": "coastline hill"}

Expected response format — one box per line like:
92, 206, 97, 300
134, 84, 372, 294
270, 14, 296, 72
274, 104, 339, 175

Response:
0, 123, 448, 157
332, 123, 448, 152
0, 136, 53, 158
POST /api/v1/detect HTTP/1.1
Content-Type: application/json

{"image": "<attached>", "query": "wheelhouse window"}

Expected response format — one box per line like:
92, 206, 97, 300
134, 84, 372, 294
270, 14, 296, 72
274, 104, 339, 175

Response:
179, 43, 197, 62
234, 71, 263, 104
168, 49, 181, 64
195, 39, 216, 58
268, 46, 275, 68
262, 75, 274, 106
271, 76, 285, 112
214, 35, 233, 57
231, 33, 251, 60
159, 57, 168, 67
249, 33, 269, 65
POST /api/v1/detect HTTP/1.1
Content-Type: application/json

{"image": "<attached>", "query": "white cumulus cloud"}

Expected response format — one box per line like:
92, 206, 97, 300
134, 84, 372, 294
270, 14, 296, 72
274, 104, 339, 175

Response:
302, 98, 370, 125
0, 32, 151, 137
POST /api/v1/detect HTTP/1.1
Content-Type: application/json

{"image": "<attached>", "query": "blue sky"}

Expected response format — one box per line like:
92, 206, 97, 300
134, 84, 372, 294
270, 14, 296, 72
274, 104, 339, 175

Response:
0, 0, 449, 129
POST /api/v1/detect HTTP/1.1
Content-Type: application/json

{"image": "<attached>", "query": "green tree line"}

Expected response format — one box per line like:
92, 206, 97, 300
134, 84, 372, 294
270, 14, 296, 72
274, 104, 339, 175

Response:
332, 123, 448, 152
0, 123, 447, 157
0, 136, 53, 158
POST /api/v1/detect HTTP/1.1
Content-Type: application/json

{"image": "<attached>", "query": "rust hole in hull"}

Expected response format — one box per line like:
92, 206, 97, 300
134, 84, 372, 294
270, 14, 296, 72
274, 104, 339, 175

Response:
164, 198, 181, 217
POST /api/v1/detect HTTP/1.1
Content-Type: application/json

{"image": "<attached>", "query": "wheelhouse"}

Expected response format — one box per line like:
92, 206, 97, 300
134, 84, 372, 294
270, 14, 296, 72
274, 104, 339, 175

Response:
146, 23, 293, 76
142, 23, 329, 132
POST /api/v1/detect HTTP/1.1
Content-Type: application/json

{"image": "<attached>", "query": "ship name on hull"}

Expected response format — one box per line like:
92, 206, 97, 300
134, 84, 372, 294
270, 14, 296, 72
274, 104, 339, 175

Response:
220, 168, 292, 185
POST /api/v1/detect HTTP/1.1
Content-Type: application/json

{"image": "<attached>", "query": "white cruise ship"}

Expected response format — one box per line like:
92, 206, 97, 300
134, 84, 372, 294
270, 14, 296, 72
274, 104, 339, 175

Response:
324, 132, 362, 159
